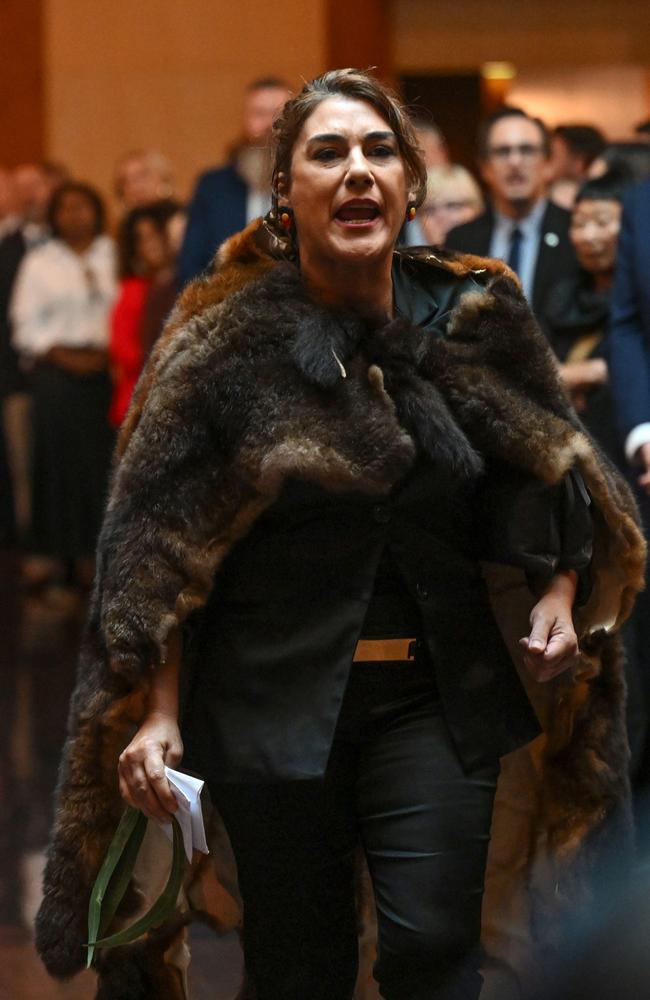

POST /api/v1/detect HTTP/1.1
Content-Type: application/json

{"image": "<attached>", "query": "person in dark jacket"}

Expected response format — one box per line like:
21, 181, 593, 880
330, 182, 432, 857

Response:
446, 107, 580, 336
545, 168, 633, 465
37, 72, 644, 1000
176, 76, 290, 287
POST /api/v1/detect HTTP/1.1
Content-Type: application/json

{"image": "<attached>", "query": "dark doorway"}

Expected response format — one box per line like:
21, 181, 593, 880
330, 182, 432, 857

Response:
400, 73, 483, 172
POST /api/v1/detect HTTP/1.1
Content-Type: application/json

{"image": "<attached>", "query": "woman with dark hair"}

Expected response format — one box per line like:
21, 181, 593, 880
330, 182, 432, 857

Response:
11, 181, 116, 588
109, 199, 182, 426
545, 168, 633, 465
37, 72, 643, 1000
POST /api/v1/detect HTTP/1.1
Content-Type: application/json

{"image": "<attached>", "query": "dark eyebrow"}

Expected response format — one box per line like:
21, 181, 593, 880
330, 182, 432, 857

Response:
306, 130, 396, 145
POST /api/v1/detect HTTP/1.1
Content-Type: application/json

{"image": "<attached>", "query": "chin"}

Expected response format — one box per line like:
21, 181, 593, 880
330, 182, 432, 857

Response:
330, 236, 393, 264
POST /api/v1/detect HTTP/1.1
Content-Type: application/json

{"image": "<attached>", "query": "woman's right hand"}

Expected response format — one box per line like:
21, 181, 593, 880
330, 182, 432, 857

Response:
118, 711, 183, 823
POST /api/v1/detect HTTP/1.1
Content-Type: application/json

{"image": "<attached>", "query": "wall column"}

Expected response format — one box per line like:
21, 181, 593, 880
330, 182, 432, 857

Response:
326, 0, 393, 82
0, 0, 45, 165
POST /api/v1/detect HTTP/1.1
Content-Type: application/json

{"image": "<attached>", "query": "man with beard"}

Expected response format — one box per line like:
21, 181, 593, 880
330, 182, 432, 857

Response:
177, 77, 291, 287
446, 107, 579, 336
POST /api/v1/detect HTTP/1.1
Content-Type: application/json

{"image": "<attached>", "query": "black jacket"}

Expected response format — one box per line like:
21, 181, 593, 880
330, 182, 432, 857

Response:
183, 259, 592, 782
445, 201, 580, 334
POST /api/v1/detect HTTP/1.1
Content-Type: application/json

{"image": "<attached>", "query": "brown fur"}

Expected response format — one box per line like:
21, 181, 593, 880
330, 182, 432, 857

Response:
36, 219, 645, 997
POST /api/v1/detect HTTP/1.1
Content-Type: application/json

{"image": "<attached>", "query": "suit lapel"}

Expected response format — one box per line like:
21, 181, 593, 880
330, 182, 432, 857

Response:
474, 209, 493, 256
532, 203, 565, 315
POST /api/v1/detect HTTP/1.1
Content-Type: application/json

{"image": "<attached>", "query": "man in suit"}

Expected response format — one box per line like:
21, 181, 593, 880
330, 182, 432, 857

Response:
0, 163, 63, 546
177, 77, 291, 287
446, 107, 580, 335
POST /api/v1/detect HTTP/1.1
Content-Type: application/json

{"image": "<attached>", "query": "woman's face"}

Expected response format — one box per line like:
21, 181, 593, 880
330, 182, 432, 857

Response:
55, 191, 97, 245
420, 178, 481, 246
282, 97, 410, 271
134, 217, 169, 273
570, 198, 622, 274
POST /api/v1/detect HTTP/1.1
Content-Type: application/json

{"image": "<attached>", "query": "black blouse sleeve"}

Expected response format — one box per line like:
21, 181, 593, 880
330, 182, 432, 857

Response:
475, 458, 593, 604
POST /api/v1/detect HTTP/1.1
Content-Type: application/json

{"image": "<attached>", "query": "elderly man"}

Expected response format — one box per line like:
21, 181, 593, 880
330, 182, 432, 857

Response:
177, 77, 291, 286
446, 107, 579, 334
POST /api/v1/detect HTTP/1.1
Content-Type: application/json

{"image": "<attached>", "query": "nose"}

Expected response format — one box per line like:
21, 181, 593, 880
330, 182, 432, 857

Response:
345, 147, 373, 188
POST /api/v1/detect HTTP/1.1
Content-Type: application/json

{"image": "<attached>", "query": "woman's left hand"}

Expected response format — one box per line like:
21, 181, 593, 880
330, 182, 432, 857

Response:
519, 573, 579, 683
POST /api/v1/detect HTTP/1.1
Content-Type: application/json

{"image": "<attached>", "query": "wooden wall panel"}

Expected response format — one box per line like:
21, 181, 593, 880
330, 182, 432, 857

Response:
327, 0, 392, 82
0, 0, 45, 166
43, 0, 327, 212
391, 0, 650, 71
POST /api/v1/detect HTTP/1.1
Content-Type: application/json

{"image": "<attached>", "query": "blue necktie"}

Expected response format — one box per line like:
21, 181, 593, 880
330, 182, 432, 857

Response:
507, 226, 522, 275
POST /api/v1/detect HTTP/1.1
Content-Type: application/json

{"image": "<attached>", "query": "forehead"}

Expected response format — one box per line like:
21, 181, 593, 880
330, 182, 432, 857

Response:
436, 174, 475, 199
573, 198, 622, 217
135, 216, 160, 232
489, 116, 544, 147
59, 190, 92, 208
246, 87, 288, 111
299, 96, 392, 142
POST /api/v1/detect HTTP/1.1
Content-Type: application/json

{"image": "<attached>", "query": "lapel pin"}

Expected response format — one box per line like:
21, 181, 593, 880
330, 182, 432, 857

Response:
544, 231, 560, 247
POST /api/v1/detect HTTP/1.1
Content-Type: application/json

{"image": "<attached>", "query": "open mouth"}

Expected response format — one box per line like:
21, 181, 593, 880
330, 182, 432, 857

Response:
335, 201, 381, 225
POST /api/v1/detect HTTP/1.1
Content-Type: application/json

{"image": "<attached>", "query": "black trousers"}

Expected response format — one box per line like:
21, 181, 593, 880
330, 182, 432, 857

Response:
210, 660, 499, 1000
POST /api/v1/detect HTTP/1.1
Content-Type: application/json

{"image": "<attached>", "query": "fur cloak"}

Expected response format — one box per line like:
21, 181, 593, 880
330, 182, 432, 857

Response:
36, 219, 645, 998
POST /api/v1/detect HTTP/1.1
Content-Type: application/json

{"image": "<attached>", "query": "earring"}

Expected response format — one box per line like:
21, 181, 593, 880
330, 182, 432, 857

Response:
280, 210, 293, 230
407, 204, 417, 222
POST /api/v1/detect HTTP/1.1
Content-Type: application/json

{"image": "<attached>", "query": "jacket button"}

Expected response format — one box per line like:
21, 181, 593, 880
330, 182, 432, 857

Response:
415, 582, 429, 601
372, 504, 390, 525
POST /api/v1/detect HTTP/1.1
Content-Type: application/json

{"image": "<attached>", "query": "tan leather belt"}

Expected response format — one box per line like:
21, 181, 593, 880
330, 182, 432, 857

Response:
353, 638, 418, 662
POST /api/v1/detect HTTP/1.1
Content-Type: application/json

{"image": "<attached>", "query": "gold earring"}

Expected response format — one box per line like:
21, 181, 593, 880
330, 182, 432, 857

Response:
407, 205, 417, 222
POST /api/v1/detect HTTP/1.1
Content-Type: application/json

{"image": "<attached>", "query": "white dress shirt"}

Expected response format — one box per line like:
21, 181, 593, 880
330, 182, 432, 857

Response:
10, 235, 117, 359
489, 199, 548, 304
246, 189, 272, 225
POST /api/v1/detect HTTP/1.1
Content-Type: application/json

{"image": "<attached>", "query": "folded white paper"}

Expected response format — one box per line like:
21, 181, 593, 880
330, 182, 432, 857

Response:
162, 767, 210, 862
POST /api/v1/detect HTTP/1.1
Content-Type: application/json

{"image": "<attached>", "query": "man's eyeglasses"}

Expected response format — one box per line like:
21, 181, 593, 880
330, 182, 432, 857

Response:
487, 144, 545, 161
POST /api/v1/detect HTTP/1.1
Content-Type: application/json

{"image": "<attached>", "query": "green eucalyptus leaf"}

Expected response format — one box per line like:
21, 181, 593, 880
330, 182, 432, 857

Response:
86, 807, 146, 969
87, 814, 185, 954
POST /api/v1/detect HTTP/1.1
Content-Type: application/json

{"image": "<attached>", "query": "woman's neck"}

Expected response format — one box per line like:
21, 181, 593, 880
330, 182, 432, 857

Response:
300, 252, 394, 319
66, 235, 95, 255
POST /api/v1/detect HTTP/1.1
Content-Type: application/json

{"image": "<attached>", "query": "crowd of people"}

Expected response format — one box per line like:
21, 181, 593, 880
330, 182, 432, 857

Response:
2, 78, 650, 797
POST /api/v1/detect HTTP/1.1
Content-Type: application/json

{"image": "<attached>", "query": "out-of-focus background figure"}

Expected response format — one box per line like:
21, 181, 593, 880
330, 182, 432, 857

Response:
411, 115, 450, 168
109, 198, 185, 426
548, 123, 606, 208
446, 106, 580, 333
418, 164, 484, 246
0, 163, 67, 549
10, 181, 116, 591
113, 149, 175, 212
177, 77, 291, 285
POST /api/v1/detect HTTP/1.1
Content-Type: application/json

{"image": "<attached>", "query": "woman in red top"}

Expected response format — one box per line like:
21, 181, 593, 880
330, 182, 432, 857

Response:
109, 200, 181, 425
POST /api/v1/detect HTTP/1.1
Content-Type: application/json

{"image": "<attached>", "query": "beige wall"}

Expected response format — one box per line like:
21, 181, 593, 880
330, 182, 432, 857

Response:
44, 0, 327, 213
391, 0, 650, 70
